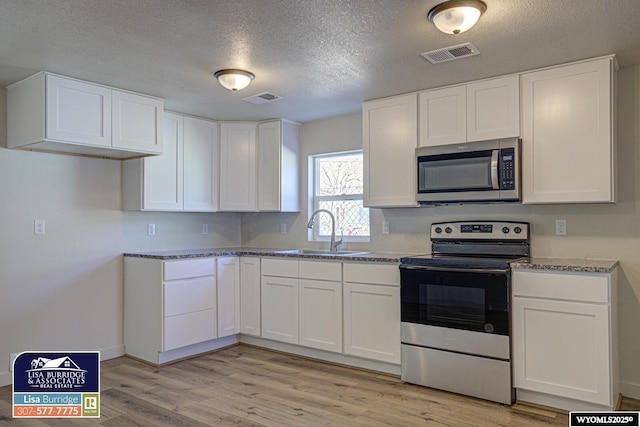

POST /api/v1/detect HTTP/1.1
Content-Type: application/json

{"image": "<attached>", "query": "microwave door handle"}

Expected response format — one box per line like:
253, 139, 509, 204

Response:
491, 150, 499, 189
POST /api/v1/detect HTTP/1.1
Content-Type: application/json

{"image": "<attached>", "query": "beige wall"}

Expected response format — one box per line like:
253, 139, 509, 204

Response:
242, 65, 640, 397
0, 86, 241, 385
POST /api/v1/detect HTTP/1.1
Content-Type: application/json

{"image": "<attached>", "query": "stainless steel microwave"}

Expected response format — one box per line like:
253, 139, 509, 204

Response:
416, 138, 521, 204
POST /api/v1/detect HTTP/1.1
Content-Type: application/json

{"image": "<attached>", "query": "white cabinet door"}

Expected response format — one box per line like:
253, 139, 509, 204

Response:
164, 309, 217, 351
240, 257, 261, 336
363, 94, 418, 207
257, 120, 281, 211
45, 74, 112, 147
521, 57, 615, 203
419, 85, 466, 146
261, 275, 299, 344
112, 90, 163, 153
343, 282, 400, 364
513, 297, 611, 406
219, 122, 258, 211
184, 116, 219, 211
299, 279, 342, 353
217, 257, 240, 338
257, 120, 300, 212
467, 75, 519, 142
142, 112, 184, 210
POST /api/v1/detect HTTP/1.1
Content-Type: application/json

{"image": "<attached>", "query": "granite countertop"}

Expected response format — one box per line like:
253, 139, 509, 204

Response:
123, 248, 424, 263
510, 257, 619, 274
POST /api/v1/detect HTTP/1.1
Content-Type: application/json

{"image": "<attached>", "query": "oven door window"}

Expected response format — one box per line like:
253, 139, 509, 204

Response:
418, 150, 494, 193
400, 268, 509, 335
426, 283, 485, 328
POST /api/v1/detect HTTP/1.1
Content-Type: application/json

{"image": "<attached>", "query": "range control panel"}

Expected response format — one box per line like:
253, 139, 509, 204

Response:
431, 221, 529, 241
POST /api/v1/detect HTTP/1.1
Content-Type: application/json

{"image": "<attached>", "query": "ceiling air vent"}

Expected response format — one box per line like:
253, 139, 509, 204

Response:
242, 92, 284, 105
421, 42, 480, 64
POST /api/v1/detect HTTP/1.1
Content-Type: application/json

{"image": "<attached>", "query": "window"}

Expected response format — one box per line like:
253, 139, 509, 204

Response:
310, 151, 370, 241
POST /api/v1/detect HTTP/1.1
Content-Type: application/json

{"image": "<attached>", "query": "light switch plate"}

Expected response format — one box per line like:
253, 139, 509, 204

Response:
148, 223, 156, 236
34, 219, 45, 235
382, 221, 390, 235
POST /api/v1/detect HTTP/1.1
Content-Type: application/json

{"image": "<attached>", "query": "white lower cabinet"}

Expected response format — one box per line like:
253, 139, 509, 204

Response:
512, 268, 618, 410
343, 263, 401, 364
260, 259, 343, 352
261, 274, 299, 344
124, 256, 240, 365
217, 257, 240, 338
296, 261, 342, 353
240, 257, 261, 336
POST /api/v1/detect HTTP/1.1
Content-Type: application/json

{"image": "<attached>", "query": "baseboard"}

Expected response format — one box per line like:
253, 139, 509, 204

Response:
0, 343, 126, 388
517, 389, 615, 412
620, 381, 640, 399
240, 335, 401, 376
0, 371, 11, 388
100, 344, 125, 361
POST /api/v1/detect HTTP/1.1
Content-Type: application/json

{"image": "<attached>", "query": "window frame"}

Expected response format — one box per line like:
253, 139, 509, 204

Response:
309, 150, 370, 243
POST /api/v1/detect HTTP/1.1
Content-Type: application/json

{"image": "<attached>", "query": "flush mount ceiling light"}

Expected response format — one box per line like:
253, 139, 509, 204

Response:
213, 69, 255, 91
427, 0, 487, 35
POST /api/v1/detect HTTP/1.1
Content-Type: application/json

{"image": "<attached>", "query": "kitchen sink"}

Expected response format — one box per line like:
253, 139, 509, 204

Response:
274, 249, 370, 257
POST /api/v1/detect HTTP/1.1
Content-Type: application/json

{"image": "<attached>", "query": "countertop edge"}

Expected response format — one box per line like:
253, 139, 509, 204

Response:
123, 249, 413, 263
510, 258, 619, 274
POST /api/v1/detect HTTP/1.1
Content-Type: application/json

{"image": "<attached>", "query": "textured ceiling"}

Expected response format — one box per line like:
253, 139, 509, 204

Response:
1, 0, 640, 123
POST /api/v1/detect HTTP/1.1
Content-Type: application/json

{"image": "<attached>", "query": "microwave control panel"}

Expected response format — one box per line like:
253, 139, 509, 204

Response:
499, 147, 516, 190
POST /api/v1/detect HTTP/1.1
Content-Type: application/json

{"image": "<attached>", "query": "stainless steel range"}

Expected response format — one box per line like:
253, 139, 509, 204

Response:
399, 220, 530, 404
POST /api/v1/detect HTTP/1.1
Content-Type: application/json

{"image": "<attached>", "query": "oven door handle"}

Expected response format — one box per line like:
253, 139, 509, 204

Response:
400, 265, 509, 275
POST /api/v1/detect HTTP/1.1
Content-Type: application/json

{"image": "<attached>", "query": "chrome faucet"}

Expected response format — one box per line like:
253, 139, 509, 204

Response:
307, 209, 343, 252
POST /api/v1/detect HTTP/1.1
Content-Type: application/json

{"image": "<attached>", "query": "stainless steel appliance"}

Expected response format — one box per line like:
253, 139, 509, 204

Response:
399, 220, 530, 404
416, 138, 521, 204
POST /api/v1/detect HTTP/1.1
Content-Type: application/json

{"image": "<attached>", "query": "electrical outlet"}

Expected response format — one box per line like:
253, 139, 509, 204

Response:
34, 219, 45, 235
555, 219, 567, 236
202, 224, 209, 235
280, 224, 287, 234
147, 223, 156, 236
382, 221, 390, 235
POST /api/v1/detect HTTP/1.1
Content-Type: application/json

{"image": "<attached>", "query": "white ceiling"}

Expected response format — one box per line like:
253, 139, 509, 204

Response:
1, 0, 640, 123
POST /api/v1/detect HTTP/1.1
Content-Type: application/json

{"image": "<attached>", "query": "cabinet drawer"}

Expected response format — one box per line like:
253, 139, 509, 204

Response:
163, 309, 216, 351
164, 277, 216, 316
164, 258, 215, 281
262, 258, 298, 277
299, 260, 341, 281
513, 270, 609, 303
343, 263, 399, 286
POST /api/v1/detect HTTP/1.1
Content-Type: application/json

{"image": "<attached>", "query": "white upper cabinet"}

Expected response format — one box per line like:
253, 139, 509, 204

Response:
419, 75, 519, 147
419, 85, 466, 146
521, 56, 616, 204
122, 112, 218, 212
219, 122, 258, 211
257, 120, 300, 212
7, 72, 163, 159
183, 116, 219, 211
143, 112, 184, 210
45, 74, 112, 147
466, 75, 520, 142
112, 90, 163, 153
362, 93, 418, 207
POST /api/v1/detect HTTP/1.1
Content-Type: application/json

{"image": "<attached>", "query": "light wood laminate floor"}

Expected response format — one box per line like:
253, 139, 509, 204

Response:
1, 344, 638, 426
